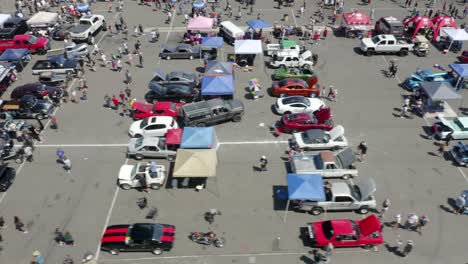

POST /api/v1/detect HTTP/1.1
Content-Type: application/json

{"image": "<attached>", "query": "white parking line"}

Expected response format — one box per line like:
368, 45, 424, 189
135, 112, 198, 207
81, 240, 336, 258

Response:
457, 167, 468, 183
290, 7, 298, 28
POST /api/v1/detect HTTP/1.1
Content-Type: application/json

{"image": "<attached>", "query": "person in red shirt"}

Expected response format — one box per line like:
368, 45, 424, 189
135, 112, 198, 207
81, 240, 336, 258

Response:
322, 28, 328, 39
111, 95, 120, 110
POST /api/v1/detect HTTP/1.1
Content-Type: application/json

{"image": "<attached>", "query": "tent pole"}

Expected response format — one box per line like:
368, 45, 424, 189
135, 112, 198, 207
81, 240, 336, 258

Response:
455, 77, 461, 90
446, 39, 454, 52
283, 200, 290, 223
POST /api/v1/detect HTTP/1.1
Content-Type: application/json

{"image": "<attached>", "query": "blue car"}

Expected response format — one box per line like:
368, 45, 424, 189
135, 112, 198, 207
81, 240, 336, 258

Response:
403, 69, 456, 91
450, 142, 468, 167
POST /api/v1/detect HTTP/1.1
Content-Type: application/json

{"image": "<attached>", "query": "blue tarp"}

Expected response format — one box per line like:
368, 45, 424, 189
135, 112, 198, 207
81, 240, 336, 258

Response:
449, 64, 468, 78
0, 49, 28, 61
246, 19, 271, 29
201, 37, 224, 48
181, 127, 215, 149
201, 75, 234, 95
287, 174, 325, 201
204, 61, 233, 76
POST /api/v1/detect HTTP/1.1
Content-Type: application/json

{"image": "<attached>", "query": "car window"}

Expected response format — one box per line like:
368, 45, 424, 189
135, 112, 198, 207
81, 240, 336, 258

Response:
335, 196, 353, 202
154, 124, 166, 130
322, 221, 334, 240
145, 125, 158, 130
387, 40, 395, 45
290, 103, 305, 108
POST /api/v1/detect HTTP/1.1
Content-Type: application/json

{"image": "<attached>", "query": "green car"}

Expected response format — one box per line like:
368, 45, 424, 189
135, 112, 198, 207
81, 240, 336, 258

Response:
273, 66, 316, 80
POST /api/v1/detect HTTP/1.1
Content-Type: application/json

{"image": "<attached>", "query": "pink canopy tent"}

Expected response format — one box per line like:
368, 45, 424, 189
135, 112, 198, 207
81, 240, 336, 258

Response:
187, 16, 214, 31
403, 16, 435, 39
343, 11, 371, 26
431, 16, 458, 41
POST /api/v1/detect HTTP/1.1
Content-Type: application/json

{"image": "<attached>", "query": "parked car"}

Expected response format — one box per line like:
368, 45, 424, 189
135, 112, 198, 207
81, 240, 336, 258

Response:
118, 162, 166, 190
306, 214, 384, 248
127, 136, 177, 160
273, 66, 316, 80
434, 116, 468, 139
0, 17, 28, 40
145, 83, 199, 103
64, 42, 89, 58
270, 50, 313, 68
31, 55, 79, 75
459, 50, 468, 63
274, 108, 334, 134
179, 98, 244, 127
51, 24, 73, 40
159, 44, 201, 60
11, 83, 62, 100
0, 34, 50, 54
0, 164, 15, 192
403, 69, 456, 90
271, 78, 320, 98
451, 142, 468, 166
131, 101, 182, 120
128, 116, 179, 138
0, 95, 54, 120
38, 71, 67, 87
274, 96, 325, 115
360, 34, 414, 56
101, 223, 175, 255
291, 125, 348, 150
68, 15, 106, 43
150, 69, 198, 87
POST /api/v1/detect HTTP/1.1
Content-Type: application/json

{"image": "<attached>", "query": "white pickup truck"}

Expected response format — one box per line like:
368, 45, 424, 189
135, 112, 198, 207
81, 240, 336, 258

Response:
270, 50, 313, 68
290, 147, 358, 179
266, 40, 301, 57
360, 34, 414, 56
291, 178, 377, 215
68, 15, 106, 44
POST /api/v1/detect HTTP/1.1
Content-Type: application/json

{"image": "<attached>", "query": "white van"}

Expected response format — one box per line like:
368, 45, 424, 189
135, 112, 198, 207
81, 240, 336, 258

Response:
219, 21, 245, 45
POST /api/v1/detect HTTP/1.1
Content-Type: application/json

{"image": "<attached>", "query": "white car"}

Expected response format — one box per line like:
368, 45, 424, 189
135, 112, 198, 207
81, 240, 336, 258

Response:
118, 162, 166, 190
291, 125, 348, 150
275, 96, 325, 115
129, 116, 178, 138
64, 42, 88, 58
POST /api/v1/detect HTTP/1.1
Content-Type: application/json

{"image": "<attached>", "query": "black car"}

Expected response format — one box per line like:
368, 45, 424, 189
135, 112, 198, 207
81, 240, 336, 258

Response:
101, 223, 175, 255
0, 165, 16, 192
145, 82, 199, 103
1, 95, 54, 120
11, 83, 62, 101
31, 55, 79, 75
0, 17, 28, 40
51, 24, 73, 40
151, 69, 198, 87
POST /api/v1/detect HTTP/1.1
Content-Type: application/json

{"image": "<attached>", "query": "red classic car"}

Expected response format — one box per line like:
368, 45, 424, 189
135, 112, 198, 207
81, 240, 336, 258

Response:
132, 101, 182, 119
459, 50, 468, 63
273, 108, 333, 134
307, 214, 384, 249
271, 78, 320, 97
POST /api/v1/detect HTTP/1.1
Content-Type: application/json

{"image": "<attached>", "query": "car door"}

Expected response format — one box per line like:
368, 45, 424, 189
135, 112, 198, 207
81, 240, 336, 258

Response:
148, 145, 164, 158
331, 196, 354, 210
334, 234, 358, 247
376, 40, 388, 52
177, 48, 188, 59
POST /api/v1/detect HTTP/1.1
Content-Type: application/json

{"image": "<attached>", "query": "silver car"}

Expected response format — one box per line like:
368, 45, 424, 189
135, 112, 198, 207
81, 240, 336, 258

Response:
64, 42, 89, 58
127, 136, 176, 161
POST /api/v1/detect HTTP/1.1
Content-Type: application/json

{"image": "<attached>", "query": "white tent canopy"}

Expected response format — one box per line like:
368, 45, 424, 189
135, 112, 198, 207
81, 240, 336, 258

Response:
234, 40, 263, 54
442, 28, 468, 51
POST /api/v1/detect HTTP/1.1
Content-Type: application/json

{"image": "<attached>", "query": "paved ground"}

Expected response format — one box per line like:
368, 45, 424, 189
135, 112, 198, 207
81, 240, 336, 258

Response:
0, 0, 467, 263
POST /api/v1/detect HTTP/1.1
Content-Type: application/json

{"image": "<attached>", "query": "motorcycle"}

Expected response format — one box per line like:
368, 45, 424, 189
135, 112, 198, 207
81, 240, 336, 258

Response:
190, 232, 225, 248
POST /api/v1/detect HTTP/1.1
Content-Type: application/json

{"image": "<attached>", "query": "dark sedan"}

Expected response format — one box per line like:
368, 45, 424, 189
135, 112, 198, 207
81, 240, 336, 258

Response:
145, 82, 199, 103
159, 44, 201, 60
11, 83, 62, 100
151, 69, 198, 87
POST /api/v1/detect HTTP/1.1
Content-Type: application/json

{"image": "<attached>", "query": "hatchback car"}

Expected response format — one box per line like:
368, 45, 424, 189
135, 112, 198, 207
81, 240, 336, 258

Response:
145, 83, 199, 103
275, 108, 333, 134
11, 83, 62, 100
129, 116, 179, 138
275, 96, 325, 115
131, 101, 182, 120
271, 78, 320, 97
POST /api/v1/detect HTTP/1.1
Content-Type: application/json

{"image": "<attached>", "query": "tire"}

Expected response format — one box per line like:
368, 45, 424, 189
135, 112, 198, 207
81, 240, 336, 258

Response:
134, 154, 144, 160
357, 206, 370, 214
310, 207, 323, 215
35, 114, 45, 120
398, 49, 408, 57
189, 55, 194, 60
87, 35, 92, 45
331, 146, 340, 151
167, 155, 175, 162
134, 134, 142, 138
362, 244, 375, 250
365, 49, 374, 56
166, 56, 171, 60
232, 114, 242, 122
15, 156, 23, 164
279, 64, 286, 68
284, 111, 292, 115
196, 122, 206, 127
102, 21, 107, 31
150, 183, 161, 190
36, 48, 46, 55
109, 249, 119, 255
341, 174, 351, 180
152, 248, 163, 255
309, 93, 317, 98
120, 184, 131, 190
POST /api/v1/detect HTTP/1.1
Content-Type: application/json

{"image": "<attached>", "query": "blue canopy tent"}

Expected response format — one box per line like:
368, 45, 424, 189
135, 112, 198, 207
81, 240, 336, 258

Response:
246, 19, 272, 29
201, 75, 234, 96
449, 64, 468, 89
201, 37, 224, 60
0, 49, 30, 71
284, 173, 325, 223
180, 127, 218, 149
204, 61, 233, 76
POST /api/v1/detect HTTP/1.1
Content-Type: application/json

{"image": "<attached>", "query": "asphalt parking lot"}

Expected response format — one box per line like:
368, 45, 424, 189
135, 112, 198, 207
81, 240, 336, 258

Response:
0, 0, 467, 263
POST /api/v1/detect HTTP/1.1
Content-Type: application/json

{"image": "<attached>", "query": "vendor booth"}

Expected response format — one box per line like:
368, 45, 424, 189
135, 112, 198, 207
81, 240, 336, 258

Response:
440, 28, 467, 52
201, 36, 223, 60
403, 16, 435, 39
283, 173, 325, 223
204, 61, 234, 76
449, 64, 468, 90
187, 16, 214, 31
432, 16, 458, 42
420, 81, 463, 116
26, 12, 58, 32
201, 75, 234, 97
180, 127, 218, 149
0, 48, 30, 72
171, 149, 218, 189
234, 40, 263, 67
341, 10, 373, 38
246, 19, 271, 40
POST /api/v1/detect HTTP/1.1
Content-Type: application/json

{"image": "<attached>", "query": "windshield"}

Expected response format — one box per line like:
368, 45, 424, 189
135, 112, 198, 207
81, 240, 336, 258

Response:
79, 20, 91, 25
283, 96, 306, 105
371, 36, 380, 44
350, 184, 362, 201
322, 221, 334, 240
140, 119, 148, 129
28, 35, 38, 43
135, 138, 143, 148
129, 224, 154, 241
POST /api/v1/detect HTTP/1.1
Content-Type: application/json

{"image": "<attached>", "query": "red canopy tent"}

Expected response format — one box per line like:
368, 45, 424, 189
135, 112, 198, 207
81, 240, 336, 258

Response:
165, 128, 183, 145
343, 10, 372, 26
431, 16, 458, 41
403, 16, 435, 39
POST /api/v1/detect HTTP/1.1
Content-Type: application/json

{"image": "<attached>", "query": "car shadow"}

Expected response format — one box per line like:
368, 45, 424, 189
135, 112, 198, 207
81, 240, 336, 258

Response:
352, 47, 364, 56
272, 185, 288, 211
384, 243, 403, 257
298, 227, 312, 247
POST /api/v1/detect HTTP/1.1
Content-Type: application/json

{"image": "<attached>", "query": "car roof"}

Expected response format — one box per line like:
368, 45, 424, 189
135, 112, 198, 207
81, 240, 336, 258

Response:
147, 116, 174, 125
281, 96, 306, 105
288, 112, 312, 121
281, 78, 306, 86
330, 182, 351, 197
178, 43, 192, 49
167, 71, 195, 81
319, 151, 335, 163
330, 219, 354, 234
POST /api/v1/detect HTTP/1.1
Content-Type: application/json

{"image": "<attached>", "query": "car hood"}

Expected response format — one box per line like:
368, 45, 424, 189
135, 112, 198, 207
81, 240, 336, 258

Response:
292, 132, 306, 146
101, 224, 130, 244
438, 116, 456, 132
118, 164, 134, 181
358, 215, 381, 237
129, 121, 143, 135
361, 38, 374, 47
329, 125, 345, 141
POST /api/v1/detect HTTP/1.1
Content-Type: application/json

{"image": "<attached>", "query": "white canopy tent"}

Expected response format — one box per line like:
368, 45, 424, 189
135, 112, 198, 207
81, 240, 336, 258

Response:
441, 28, 468, 51
234, 40, 263, 54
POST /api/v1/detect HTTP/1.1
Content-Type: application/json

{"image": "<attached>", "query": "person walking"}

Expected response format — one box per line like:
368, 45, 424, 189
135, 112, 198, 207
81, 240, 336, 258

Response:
322, 27, 328, 39
259, 156, 268, 172
104, 94, 112, 108
55, 228, 66, 245
119, 91, 126, 103
151, 29, 158, 42
112, 95, 120, 110
24, 145, 33, 162
116, 59, 123, 72
389, 63, 398, 77
56, 148, 65, 162
166, 10, 172, 24
380, 198, 391, 218
325, 242, 333, 263
70, 89, 78, 103
32, 250, 44, 264
400, 104, 409, 118
427, 122, 440, 139
138, 24, 144, 36
327, 85, 337, 101
406, 213, 419, 231
14, 216, 27, 233
357, 141, 368, 161
437, 142, 448, 157
50, 115, 58, 130
454, 193, 466, 214
0, 216, 5, 229
391, 213, 402, 229
417, 215, 429, 234
400, 240, 414, 258
63, 230, 74, 246
125, 69, 133, 84
125, 85, 132, 98
89, 58, 96, 72
138, 52, 144, 67
62, 156, 72, 173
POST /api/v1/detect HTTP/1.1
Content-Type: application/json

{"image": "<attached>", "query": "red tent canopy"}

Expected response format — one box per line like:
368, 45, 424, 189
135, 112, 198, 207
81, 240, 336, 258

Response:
403, 16, 435, 39
432, 16, 458, 41
342, 11, 371, 26
165, 128, 183, 145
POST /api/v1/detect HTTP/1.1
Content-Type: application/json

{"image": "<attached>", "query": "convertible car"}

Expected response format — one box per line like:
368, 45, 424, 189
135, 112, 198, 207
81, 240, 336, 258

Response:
403, 69, 455, 91
273, 66, 316, 80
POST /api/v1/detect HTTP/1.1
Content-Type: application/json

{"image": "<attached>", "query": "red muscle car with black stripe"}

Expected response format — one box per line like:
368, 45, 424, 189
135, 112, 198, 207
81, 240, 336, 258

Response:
100, 223, 175, 255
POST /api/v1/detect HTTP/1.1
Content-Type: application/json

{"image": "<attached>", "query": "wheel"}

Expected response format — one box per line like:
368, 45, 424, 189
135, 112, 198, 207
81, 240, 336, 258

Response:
232, 114, 242, 122
341, 174, 351, 180
35, 114, 45, 120
36, 48, 46, 55
120, 184, 131, 190
15, 156, 23, 164
150, 183, 161, 190
309, 93, 317, 98
331, 146, 340, 151
362, 244, 375, 250
365, 49, 374, 56
284, 111, 292, 115
279, 64, 286, 68
167, 155, 175, 162
134, 134, 142, 138
189, 55, 194, 60
134, 154, 144, 160
309, 207, 323, 215
279, 93, 286, 98
196, 122, 206, 127
152, 248, 163, 255
357, 206, 370, 214
398, 49, 408, 57
109, 249, 119, 255
166, 56, 171, 60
